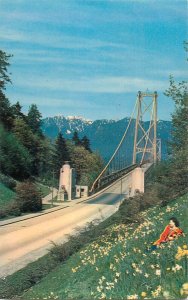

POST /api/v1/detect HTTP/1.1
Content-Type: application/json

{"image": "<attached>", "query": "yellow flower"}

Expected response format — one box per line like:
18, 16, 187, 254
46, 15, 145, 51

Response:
183, 245, 187, 249
97, 286, 102, 292
71, 268, 77, 273
183, 283, 188, 289
175, 247, 188, 260
156, 269, 161, 276
100, 292, 106, 299
163, 291, 170, 298
141, 292, 147, 297
180, 282, 188, 296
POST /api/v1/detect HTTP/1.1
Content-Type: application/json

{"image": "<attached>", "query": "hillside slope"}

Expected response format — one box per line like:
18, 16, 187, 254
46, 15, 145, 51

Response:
0, 182, 16, 208
23, 194, 188, 300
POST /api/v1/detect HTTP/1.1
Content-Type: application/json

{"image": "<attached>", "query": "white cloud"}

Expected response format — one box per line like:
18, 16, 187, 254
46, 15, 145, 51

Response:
13, 75, 168, 93
0, 25, 122, 50
6, 93, 101, 110
0, 28, 26, 42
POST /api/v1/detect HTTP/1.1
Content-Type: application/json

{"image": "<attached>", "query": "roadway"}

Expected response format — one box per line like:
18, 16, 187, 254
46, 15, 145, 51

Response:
0, 164, 151, 278
0, 177, 128, 278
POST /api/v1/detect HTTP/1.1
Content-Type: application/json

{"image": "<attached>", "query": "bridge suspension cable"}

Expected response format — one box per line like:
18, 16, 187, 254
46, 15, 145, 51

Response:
90, 91, 160, 194
90, 99, 137, 193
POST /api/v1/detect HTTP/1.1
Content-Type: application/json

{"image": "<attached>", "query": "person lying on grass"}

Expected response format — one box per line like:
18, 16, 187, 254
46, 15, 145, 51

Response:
148, 217, 184, 251
153, 217, 184, 246
153, 217, 183, 246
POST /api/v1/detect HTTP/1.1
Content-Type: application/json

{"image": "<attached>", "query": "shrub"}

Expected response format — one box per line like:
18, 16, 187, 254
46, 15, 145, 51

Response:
15, 181, 42, 212
0, 173, 17, 190
119, 194, 143, 224
7, 201, 21, 216
119, 188, 162, 224
141, 183, 162, 210
0, 207, 8, 219
0, 201, 21, 219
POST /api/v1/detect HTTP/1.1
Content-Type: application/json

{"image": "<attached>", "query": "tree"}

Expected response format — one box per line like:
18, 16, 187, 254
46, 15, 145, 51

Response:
160, 42, 188, 196
164, 74, 188, 195
81, 135, 92, 152
0, 124, 32, 179
53, 132, 70, 176
11, 101, 27, 121
0, 49, 12, 90
27, 104, 43, 136
72, 131, 81, 146
68, 143, 103, 186
0, 49, 13, 130
12, 118, 44, 176
13, 118, 35, 151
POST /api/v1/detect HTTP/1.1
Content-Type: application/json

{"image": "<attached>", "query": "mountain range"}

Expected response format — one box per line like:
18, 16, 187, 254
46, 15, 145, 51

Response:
41, 116, 172, 162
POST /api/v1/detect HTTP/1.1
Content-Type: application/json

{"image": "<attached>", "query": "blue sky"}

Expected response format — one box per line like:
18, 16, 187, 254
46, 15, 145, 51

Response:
0, 0, 187, 120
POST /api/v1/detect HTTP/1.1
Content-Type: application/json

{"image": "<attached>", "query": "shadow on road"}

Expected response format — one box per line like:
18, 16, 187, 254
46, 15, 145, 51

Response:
86, 193, 124, 205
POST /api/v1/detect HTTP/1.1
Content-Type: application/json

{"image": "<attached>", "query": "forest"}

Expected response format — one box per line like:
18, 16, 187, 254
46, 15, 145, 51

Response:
0, 49, 103, 217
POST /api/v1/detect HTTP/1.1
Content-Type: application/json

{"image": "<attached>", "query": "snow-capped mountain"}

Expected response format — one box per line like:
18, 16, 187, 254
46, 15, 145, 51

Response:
41, 116, 172, 162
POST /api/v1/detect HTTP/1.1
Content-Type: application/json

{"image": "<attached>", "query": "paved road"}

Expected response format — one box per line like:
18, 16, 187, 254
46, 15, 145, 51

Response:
0, 164, 151, 278
0, 178, 127, 278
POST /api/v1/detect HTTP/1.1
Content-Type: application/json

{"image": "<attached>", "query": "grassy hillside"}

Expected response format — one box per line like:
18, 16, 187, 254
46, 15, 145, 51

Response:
23, 194, 188, 300
35, 182, 51, 197
0, 182, 16, 208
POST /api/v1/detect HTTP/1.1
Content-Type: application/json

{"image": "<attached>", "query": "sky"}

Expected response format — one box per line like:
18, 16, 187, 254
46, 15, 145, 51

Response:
0, 0, 187, 121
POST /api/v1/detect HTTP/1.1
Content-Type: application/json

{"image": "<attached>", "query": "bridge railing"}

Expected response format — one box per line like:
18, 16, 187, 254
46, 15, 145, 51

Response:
90, 164, 137, 195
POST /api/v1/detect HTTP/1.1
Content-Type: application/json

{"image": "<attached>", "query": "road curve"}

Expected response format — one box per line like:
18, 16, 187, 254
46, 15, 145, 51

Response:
0, 178, 126, 278
0, 164, 151, 278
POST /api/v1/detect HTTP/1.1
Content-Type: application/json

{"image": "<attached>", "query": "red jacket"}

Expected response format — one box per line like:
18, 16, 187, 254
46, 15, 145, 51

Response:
154, 225, 183, 245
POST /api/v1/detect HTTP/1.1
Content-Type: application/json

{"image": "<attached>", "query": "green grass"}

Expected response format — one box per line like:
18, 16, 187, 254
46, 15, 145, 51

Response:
0, 182, 51, 209
0, 182, 16, 208
36, 183, 51, 197
22, 194, 188, 300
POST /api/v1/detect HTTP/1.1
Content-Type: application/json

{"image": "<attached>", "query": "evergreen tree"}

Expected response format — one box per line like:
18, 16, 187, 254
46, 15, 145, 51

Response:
11, 101, 27, 121
27, 104, 43, 136
53, 132, 70, 176
0, 124, 32, 179
0, 50, 12, 90
72, 131, 81, 146
13, 118, 35, 150
0, 50, 13, 129
0, 95, 14, 130
81, 135, 92, 152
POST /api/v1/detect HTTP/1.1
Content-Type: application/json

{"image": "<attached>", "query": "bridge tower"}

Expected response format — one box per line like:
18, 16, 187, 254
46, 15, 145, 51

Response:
133, 91, 158, 165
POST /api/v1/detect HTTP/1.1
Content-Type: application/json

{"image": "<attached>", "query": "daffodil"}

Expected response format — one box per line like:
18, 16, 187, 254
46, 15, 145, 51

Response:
141, 291, 147, 297
155, 269, 161, 276
180, 282, 188, 296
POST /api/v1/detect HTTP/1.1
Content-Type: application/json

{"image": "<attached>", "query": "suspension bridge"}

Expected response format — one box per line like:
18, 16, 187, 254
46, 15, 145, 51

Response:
90, 90, 161, 194
0, 90, 161, 278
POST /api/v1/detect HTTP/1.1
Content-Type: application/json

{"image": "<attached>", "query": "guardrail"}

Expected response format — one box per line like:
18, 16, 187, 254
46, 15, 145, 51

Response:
90, 164, 137, 195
